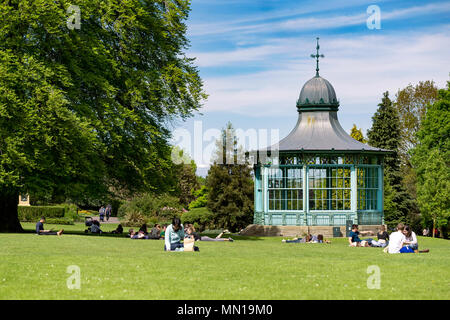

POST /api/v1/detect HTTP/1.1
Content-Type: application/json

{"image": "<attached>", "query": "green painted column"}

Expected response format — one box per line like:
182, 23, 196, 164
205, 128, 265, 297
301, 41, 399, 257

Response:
378, 165, 384, 224
351, 165, 358, 224
303, 166, 308, 225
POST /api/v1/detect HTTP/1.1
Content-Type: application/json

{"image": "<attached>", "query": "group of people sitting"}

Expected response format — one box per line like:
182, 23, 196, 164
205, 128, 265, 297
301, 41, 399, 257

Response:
129, 223, 163, 239
164, 218, 234, 252
36, 215, 430, 255
349, 223, 429, 253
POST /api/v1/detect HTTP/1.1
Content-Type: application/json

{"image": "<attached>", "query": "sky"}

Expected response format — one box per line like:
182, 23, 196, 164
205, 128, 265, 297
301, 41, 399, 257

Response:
169, 0, 450, 176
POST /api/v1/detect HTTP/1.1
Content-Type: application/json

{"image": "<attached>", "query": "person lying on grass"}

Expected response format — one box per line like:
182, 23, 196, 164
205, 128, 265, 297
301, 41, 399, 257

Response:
185, 225, 234, 242
164, 217, 185, 251
129, 228, 148, 239
348, 224, 374, 247
282, 234, 330, 244
35, 216, 64, 236
386, 223, 429, 254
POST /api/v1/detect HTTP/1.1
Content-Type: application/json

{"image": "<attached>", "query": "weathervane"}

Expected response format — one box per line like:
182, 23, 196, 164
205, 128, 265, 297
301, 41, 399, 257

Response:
310, 37, 324, 76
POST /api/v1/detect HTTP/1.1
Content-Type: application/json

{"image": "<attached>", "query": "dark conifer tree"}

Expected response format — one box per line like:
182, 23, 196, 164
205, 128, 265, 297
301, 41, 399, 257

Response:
206, 123, 254, 232
367, 92, 413, 228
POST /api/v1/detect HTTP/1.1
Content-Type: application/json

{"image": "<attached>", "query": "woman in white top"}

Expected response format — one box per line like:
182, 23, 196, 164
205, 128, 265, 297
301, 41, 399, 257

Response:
403, 225, 418, 250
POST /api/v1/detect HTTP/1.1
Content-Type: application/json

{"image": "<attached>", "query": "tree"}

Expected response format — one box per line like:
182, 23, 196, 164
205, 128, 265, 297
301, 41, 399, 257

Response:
350, 124, 367, 143
367, 92, 412, 228
206, 123, 254, 232
395, 81, 439, 157
411, 82, 450, 237
394, 81, 439, 202
415, 150, 450, 237
0, 0, 206, 232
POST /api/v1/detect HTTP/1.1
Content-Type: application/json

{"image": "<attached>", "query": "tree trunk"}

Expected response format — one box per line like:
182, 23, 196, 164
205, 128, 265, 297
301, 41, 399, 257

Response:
0, 188, 24, 233
432, 218, 436, 238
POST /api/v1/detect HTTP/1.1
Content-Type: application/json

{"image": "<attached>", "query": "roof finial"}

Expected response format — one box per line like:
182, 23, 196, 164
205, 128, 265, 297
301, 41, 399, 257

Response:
310, 37, 324, 76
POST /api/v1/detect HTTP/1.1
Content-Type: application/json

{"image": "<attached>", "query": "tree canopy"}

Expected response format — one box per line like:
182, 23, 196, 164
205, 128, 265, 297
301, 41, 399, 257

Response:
0, 0, 206, 232
411, 82, 450, 236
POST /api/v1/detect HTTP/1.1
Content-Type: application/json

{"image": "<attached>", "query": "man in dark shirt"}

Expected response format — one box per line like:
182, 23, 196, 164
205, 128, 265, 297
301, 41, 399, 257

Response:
36, 217, 64, 236
348, 224, 372, 246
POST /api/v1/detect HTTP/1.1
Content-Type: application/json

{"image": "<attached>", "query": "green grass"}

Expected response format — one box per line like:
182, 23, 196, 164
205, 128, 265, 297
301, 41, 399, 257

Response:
0, 222, 449, 299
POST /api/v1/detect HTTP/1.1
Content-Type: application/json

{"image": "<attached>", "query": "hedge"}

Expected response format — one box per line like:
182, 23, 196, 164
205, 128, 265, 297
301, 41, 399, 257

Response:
44, 218, 75, 225
18, 206, 66, 222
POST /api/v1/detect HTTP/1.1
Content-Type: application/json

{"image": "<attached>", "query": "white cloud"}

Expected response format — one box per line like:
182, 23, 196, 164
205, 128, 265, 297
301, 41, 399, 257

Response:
196, 30, 450, 118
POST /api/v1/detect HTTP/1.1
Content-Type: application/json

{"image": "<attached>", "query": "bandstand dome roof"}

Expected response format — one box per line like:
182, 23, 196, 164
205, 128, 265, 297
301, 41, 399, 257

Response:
297, 75, 339, 111
260, 39, 390, 154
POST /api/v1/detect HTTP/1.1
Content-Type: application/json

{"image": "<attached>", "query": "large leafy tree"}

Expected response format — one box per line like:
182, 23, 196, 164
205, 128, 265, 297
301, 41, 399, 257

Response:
367, 92, 412, 228
206, 123, 254, 232
0, 0, 206, 232
411, 83, 450, 237
394, 81, 439, 201
395, 81, 439, 157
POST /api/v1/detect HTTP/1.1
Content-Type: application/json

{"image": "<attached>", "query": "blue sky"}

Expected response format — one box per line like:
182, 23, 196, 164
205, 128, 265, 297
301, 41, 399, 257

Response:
170, 0, 450, 176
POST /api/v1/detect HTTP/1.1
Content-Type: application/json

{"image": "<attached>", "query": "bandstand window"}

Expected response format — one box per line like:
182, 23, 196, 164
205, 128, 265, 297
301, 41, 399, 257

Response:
357, 167, 379, 210
267, 167, 303, 211
308, 167, 351, 211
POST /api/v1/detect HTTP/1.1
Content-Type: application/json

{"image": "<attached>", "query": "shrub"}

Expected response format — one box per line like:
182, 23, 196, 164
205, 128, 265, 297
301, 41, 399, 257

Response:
44, 218, 75, 225
181, 207, 214, 232
18, 206, 66, 222
121, 211, 148, 227
188, 186, 208, 210
118, 193, 183, 223
62, 203, 80, 220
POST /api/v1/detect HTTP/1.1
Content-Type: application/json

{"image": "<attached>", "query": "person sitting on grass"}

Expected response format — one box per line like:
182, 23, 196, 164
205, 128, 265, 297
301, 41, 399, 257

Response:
110, 224, 123, 234
90, 220, 103, 234
148, 224, 162, 239
35, 217, 64, 236
185, 226, 234, 242
164, 218, 185, 251
403, 225, 418, 251
370, 225, 389, 247
386, 223, 429, 254
348, 224, 374, 247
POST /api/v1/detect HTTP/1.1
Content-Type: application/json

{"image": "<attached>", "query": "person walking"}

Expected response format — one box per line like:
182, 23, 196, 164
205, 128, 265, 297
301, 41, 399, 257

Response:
99, 205, 105, 222
105, 204, 112, 221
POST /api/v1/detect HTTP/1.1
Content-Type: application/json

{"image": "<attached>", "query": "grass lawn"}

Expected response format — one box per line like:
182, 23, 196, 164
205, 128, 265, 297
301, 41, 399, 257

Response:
0, 222, 449, 299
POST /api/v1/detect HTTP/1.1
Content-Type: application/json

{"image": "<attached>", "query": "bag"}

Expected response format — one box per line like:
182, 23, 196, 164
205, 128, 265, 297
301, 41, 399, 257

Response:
184, 238, 195, 252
